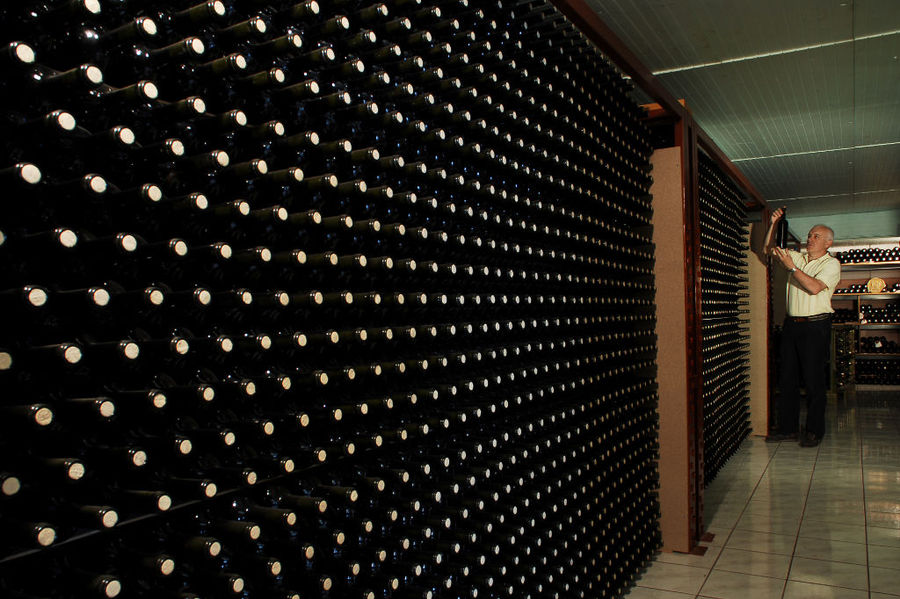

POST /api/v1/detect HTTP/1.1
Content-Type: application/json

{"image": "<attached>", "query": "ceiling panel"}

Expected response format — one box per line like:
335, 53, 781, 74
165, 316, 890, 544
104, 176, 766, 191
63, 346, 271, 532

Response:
854, 0, 900, 36
585, 0, 854, 71
736, 151, 853, 200
736, 145, 899, 211
854, 35, 900, 146
656, 44, 855, 158
784, 192, 899, 223
849, 190, 900, 214
590, 0, 900, 238
852, 145, 900, 193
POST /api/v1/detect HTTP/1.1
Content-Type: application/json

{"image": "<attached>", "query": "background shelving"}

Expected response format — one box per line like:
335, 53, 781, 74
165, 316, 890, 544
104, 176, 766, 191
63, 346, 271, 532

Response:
830, 248, 900, 392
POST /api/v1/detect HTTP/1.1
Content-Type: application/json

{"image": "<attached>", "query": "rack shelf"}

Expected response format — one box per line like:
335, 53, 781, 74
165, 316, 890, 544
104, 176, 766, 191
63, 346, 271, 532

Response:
837, 261, 900, 270
831, 323, 900, 328
831, 276, 899, 389
834, 293, 900, 299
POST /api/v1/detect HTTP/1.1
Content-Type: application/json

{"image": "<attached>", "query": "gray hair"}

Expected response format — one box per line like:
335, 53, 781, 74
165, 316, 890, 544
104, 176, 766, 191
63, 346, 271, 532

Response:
811, 224, 834, 241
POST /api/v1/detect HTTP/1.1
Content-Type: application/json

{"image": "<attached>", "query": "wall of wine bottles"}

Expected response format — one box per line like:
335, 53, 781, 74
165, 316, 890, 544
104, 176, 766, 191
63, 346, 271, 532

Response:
0, 1, 661, 597
697, 154, 750, 483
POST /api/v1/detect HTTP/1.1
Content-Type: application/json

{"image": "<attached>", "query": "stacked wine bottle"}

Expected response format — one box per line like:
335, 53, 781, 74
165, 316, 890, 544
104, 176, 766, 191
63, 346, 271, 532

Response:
859, 304, 900, 324
0, 1, 660, 597
832, 328, 856, 392
859, 336, 900, 354
697, 154, 750, 484
855, 359, 900, 386
834, 247, 900, 264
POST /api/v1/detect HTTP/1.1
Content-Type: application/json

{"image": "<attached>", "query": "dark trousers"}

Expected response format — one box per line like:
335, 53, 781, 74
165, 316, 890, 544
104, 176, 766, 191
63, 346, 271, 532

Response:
777, 316, 832, 437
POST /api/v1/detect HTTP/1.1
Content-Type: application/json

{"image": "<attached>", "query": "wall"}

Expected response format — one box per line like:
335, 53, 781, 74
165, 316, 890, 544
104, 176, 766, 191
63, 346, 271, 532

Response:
746, 223, 770, 436
651, 146, 694, 553
790, 209, 900, 242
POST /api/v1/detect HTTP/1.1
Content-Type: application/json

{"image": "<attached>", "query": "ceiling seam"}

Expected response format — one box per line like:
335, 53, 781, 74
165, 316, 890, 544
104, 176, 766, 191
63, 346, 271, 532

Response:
770, 188, 898, 203
850, 0, 857, 210
651, 28, 900, 75
732, 141, 900, 162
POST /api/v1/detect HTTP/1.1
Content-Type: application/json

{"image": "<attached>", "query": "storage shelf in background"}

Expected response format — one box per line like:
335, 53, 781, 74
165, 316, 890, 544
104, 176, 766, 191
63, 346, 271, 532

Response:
832, 323, 900, 329
834, 293, 900, 299
837, 261, 900, 271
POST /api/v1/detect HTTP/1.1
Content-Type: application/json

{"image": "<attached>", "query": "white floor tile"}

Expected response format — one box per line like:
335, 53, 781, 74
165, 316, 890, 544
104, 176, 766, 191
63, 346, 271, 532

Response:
869, 511, 900, 529
633, 561, 710, 595
797, 520, 867, 544
699, 569, 786, 599
624, 392, 899, 599
869, 565, 900, 596
655, 543, 723, 570
725, 529, 796, 555
792, 536, 866, 565
869, 499, 900, 514
622, 587, 695, 598
705, 511, 743, 530
782, 580, 869, 599
868, 526, 900, 548
788, 557, 868, 591
713, 547, 791, 578
803, 500, 867, 516
701, 527, 732, 547
869, 545, 900, 570
734, 511, 802, 535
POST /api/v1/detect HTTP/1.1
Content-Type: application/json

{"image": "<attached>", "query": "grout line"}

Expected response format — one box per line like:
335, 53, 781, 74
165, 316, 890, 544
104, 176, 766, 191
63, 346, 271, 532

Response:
780, 437, 821, 599
691, 438, 784, 599
855, 394, 872, 597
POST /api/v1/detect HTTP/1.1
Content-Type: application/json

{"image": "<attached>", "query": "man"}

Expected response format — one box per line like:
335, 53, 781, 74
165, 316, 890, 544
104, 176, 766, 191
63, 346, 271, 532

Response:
764, 207, 841, 447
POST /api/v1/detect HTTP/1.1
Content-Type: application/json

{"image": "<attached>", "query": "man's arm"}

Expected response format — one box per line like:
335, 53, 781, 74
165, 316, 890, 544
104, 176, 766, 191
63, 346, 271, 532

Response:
774, 251, 840, 296
766, 205, 828, 294
783, 261, 828, 295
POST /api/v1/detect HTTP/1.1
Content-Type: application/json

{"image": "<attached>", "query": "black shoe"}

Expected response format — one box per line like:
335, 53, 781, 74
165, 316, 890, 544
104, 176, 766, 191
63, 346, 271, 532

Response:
799, 433, 821, 447
765, 432, 798, 443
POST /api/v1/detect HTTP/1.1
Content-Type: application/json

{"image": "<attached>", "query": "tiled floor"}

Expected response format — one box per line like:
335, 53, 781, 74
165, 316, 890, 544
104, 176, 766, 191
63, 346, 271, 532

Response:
626, 391, 900, 599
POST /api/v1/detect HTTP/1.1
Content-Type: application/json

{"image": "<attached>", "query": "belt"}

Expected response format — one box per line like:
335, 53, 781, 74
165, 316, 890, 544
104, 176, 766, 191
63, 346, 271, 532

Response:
788, 314, 831, 322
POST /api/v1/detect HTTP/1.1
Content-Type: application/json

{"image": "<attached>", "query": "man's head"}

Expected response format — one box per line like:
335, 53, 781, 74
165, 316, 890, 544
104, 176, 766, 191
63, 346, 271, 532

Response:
806, 225, 834, 258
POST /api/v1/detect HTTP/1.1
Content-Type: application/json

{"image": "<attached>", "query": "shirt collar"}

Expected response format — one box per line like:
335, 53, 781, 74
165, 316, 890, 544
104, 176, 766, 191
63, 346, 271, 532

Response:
804, 251, 832, 264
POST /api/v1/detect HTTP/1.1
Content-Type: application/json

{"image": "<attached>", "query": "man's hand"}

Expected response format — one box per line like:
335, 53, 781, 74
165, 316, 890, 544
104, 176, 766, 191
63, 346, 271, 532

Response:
770, 207, 785, 226
774, 245, 828, 295
771, 246, 795, 270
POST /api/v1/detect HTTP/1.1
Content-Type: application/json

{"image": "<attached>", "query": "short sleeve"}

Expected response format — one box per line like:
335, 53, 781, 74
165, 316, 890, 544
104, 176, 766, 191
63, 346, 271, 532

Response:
817, 258, 842, 291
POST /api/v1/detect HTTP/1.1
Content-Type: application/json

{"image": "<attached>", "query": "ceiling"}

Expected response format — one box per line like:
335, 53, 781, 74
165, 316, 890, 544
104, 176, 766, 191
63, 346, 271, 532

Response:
583, 0, 900, 240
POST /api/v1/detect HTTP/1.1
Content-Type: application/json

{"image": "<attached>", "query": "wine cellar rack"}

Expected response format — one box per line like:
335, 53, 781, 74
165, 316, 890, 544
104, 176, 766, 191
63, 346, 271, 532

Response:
0, 1, 661, 598
831, 253, 900, 390
697, 153, 750, 483
832, 327, 855, 392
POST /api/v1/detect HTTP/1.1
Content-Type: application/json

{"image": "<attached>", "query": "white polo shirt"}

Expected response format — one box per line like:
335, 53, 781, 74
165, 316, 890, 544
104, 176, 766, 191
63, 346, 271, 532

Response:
785, 250, 842, 317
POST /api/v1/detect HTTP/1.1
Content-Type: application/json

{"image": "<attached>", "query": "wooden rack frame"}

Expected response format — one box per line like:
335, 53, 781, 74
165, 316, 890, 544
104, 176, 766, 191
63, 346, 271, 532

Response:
552, 0, 773, 553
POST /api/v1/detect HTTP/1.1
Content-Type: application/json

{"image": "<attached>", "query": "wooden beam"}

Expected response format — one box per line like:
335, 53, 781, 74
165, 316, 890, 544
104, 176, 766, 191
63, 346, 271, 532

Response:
697, 129, 767, 210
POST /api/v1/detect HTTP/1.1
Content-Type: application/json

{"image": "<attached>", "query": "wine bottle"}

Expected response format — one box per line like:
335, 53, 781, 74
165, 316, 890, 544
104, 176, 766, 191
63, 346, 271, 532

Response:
775, 207, 789, 248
